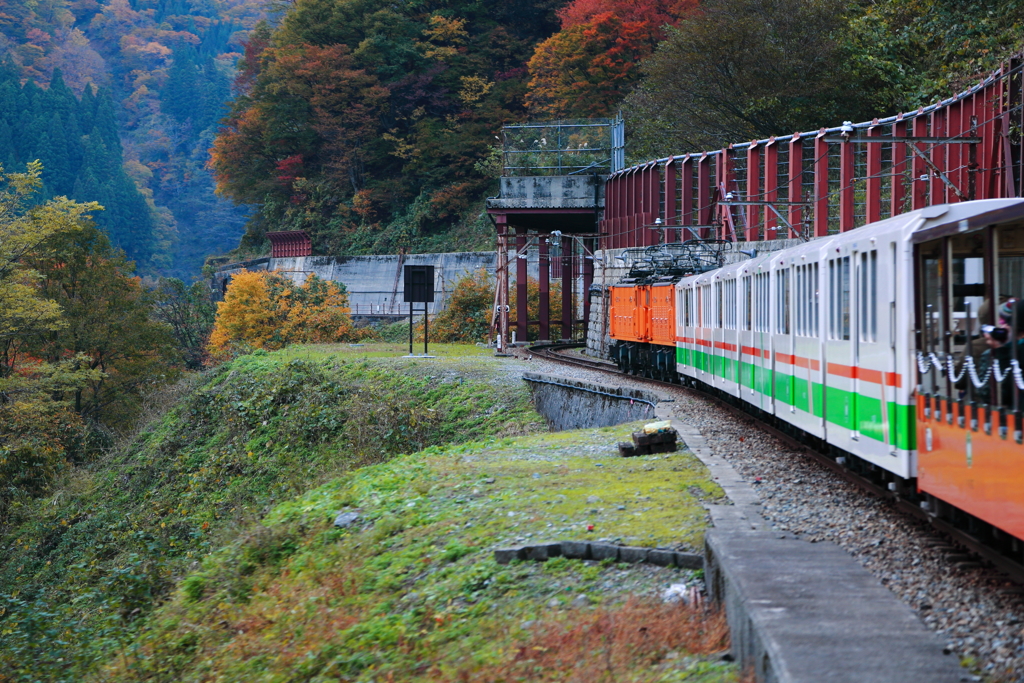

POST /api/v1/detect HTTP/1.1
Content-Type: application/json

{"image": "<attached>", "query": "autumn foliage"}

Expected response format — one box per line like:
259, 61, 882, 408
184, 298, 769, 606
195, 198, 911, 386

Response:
464, 598, 731, 681
208, 271, 357, 358
429, 269, 565, 343
526, 0, 696, 117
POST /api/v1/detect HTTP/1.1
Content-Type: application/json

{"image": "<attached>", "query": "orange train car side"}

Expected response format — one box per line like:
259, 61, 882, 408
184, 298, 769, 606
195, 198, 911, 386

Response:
609, 284, 649, 343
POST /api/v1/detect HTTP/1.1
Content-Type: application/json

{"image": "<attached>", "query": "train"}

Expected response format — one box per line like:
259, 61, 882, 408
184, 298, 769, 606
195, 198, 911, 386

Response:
608, 198, 1024, 559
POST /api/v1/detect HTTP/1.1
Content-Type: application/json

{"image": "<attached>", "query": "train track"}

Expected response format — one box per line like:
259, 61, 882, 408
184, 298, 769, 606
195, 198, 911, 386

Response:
530, 342, 1024, 586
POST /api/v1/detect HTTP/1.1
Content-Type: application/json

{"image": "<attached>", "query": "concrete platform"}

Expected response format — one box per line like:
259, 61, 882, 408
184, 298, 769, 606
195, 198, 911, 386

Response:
705, 512, 967, 683
654, 408, 969, 683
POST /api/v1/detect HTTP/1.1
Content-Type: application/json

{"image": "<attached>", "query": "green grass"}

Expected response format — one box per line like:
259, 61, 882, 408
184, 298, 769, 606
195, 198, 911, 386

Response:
273, 342, 493, 362
104, 425, 733, 682
0, 349, 541, 682
0, 345, 733, 682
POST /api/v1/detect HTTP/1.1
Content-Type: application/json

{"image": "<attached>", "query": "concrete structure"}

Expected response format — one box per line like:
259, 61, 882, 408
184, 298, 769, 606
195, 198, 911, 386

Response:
523, 371, 662, 430
211, 251, 498, 317
487, 175, 605, 348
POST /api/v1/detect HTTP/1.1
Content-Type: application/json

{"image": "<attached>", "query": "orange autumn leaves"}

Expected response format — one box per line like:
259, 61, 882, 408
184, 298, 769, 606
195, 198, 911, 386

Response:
526, 0, 697, 118
208, 271, 359, 359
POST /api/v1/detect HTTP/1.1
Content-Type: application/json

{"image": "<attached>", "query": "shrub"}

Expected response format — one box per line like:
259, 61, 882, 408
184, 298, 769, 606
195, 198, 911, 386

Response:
208, 271, 357, 359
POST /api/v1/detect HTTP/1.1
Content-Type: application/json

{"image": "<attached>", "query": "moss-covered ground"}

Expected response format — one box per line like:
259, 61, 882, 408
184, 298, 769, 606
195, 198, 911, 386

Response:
106, 424, 735, 682
0, 345, 736, 682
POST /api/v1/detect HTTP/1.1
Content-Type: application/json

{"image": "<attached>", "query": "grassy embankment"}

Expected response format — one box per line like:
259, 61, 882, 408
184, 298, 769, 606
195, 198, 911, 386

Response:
0, 345, 736, 682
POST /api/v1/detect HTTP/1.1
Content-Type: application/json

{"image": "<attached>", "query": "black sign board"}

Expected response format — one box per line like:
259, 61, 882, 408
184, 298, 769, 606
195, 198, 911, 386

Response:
403, 265, 435, 303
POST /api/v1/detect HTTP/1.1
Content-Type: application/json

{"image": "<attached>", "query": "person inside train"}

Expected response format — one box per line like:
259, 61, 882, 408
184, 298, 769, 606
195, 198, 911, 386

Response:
980, 299, 1024, 406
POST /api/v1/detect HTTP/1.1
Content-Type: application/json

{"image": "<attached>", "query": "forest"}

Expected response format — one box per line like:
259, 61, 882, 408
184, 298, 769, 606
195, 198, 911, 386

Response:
0, 0, 263, 277
214, 0, 1024, 259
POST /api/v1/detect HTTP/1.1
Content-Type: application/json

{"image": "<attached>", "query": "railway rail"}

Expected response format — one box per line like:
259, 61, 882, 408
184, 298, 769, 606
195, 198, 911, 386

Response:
530, 341, 1024, 587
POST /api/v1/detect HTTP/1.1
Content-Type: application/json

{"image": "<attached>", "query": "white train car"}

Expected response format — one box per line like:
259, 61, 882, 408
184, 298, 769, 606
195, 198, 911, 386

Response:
673, 202, 1017, 481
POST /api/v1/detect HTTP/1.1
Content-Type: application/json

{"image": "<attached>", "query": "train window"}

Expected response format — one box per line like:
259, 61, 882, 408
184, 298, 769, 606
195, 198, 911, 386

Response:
795, 267, 803, 335
754, 272, 769, 332
812, 262, 819, 335
716, 282, 723, 327
727, 279, 737, 329
683, 288, 690, 327
743, 276, 752, 330
950, 231, 987, 358
776, 268, 790, 334
829, 257, 851, 340
998, 225, 1024, 308
859, 250, 878, 342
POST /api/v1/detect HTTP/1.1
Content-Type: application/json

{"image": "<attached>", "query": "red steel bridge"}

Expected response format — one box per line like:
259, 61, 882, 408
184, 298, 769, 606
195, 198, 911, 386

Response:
486, 54, 1024, 345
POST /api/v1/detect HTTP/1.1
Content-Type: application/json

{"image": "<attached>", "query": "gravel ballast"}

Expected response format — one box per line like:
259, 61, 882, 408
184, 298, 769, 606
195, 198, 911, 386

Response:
515, 349, 1024, 682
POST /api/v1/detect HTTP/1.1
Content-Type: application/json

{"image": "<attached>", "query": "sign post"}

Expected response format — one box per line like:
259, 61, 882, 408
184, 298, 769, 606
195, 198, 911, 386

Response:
403, 265, 435, 357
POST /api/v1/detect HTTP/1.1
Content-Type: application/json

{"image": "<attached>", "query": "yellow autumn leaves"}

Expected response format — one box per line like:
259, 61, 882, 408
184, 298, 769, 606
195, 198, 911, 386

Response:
208, 270, 361, 360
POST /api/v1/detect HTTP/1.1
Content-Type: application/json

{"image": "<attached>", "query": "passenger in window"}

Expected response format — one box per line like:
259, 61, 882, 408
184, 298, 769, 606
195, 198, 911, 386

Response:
970, 298, 993, 358
986, 300, 1024, 406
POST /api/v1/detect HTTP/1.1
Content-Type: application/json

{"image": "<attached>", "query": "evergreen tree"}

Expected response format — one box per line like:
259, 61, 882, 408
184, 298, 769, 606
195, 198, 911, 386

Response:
162, 48, 201, 124
43, 115, 72, 195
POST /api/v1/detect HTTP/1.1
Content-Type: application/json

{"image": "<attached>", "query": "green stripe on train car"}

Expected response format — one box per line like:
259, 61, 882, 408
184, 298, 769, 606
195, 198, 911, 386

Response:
675, 346, 915, 450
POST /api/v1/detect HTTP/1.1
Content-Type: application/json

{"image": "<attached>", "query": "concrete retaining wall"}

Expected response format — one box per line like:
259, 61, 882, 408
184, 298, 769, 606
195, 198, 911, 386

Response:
522, 372, 666, 430
212, 251, 508, 314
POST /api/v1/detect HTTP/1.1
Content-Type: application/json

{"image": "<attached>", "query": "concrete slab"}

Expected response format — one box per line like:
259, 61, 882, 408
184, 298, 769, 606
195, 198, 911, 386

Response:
706, 527, 966, 683
653, 406, 967, 683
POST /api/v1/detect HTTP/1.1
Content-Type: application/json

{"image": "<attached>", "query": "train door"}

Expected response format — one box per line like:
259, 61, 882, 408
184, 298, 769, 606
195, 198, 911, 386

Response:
739, 272, 755, 401
755, 268, 773, 413
790, 257, 825, 439
771, 260, 795, 420
852, 247, 895, 461
824, 250, 855, 451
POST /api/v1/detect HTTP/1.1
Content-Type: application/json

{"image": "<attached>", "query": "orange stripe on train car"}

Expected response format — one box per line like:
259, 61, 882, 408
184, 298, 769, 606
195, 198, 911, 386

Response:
826, 362, 902, 387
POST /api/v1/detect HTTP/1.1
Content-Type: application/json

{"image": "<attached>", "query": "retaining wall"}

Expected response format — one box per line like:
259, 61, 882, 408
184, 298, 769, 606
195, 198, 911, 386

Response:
522, 372, 666, 430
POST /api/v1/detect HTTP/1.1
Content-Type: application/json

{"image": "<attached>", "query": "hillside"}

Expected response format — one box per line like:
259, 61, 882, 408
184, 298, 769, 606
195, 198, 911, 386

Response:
211, 0, 1024, 261
0, 0, 263, 276
0, 346, 732, 682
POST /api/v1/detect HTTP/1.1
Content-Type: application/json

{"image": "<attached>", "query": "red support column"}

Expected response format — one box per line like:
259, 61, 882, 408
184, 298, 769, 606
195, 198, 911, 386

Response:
628, 168, 639, 247
583, 237, 594, 333
788, 134, 803, 238
946, 101, 963, 204
645, 164, 659, 245
561, 234, 573, 340
814, 131, 830, 237
680, 155, 693, 240
516, 226, 528, 343
891, 117, 907, 215
539, 235, 550, 341
697, 154, 712, 233
764, 139, 778, 240
930, 108, 947, 204
664, 157, 677, 243
718, 148, 734, 240
746, 143, 761, 241
839, 137, 856, 231
866, 123, 882, 223
911, 114, 929, 210
604, 175, 616, 249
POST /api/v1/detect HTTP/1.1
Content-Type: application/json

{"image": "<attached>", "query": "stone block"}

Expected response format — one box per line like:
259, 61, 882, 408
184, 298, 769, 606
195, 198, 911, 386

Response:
494, 548, 525, 564
589, 543, 619, 562
527, 543, 563, 561
633, 431, 652, 446
618, 546, 649, 563
561, 541, 591, 559
674, 552, 704, 570
333, 511, 361, 528
618, 442, 637, 457
647, 549, 676, 566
